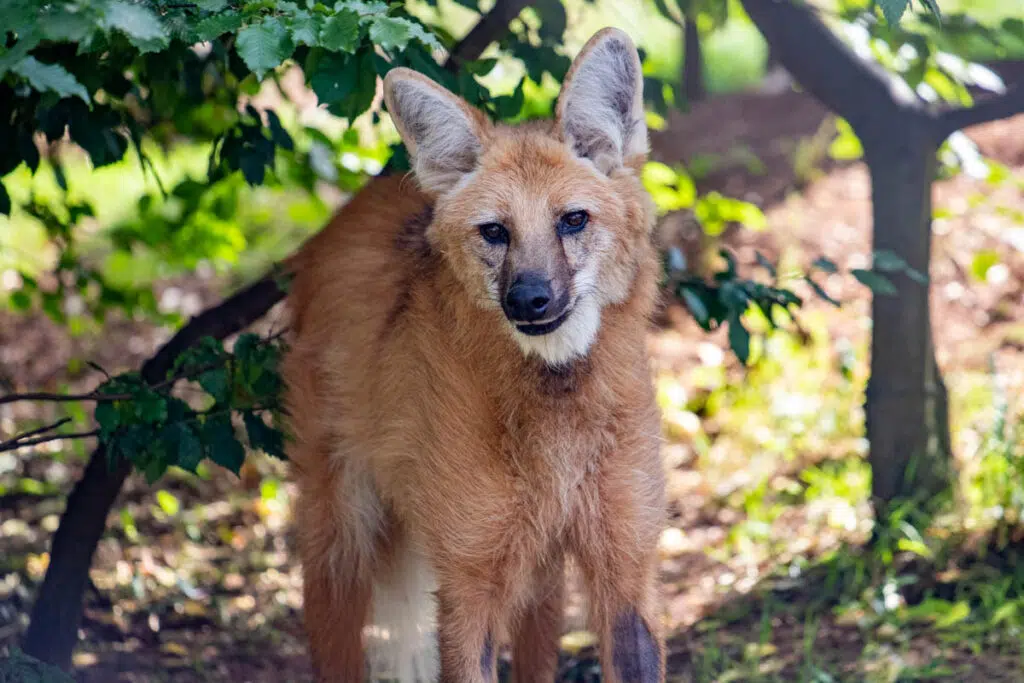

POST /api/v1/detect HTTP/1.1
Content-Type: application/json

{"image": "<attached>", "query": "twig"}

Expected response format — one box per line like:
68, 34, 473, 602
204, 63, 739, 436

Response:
0, 429, 99, 454
0, 327, 290, 407
1, 417, 71, 444
0, 391, 131, 406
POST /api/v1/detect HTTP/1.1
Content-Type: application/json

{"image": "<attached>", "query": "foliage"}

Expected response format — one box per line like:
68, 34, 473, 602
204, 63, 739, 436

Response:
92, 332, 286, 483
0, 0, 974, 483
643, 162, 921, 363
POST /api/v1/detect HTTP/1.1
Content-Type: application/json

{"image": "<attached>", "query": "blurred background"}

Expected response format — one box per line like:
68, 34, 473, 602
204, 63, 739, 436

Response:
3, 0, 1024, 680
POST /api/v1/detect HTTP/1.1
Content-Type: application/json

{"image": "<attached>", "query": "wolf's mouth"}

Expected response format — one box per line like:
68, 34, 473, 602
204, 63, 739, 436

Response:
515, 307, 572, 336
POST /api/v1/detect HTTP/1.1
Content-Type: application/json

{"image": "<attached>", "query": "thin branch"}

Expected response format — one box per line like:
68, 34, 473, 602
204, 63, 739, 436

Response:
443, 0, 533, 69
0, 429, 99, 454
0, 327, 290, 407
933, 85, 1024, 138
0, 391, 131, 406
1, 417, 71, 444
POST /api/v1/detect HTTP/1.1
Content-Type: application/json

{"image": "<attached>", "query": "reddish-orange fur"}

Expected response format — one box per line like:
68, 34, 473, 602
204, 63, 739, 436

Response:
284, 28, 667, 683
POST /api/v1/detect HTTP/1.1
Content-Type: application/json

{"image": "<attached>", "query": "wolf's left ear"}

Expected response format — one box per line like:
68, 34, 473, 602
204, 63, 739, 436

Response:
556, 28, 647, 174
383, 67, 488, 196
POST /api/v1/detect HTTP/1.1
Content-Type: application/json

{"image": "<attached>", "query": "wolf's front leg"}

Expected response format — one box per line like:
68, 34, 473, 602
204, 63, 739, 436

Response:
571, 461, 667, 683
435, 577, 499, 683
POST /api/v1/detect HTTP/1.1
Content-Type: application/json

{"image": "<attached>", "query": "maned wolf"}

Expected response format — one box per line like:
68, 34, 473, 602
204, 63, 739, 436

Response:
283, 27, 667, 683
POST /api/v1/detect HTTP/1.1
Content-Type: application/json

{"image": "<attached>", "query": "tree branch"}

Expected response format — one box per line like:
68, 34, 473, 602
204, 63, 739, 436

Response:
444, 0, 533, 69
22, 271, 286, 667
739, 0, 926, 133
0, 429, 98, 454
0, 417, 70, 446
933, 85, 1024, 139
0, 391, 130, 406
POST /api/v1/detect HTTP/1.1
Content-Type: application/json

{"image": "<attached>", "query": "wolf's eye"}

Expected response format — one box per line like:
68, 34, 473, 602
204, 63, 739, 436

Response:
479, 222, 509, 245
558, 210, 589, 236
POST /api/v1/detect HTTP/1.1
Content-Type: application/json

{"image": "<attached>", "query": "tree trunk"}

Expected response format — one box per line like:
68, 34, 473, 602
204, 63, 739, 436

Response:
862, 126, 953, 513
22, 450, 130, 669
682, 15, 705, 104
23, 275, 287, 668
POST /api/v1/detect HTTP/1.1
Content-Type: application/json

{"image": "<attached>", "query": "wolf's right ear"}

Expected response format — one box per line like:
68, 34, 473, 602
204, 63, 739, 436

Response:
556, 28, 647, 175
383, 68, 487, 196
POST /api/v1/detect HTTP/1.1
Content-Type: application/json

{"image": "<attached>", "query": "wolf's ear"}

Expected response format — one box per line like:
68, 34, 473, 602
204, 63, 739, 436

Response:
556, 28, 647, 174
383, 68, 487, 196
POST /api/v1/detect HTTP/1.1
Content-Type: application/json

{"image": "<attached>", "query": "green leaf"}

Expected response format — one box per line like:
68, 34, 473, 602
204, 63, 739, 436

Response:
369, 16, 413, 51
0, 182, 9, 216
290, 11, 323, 46
198, 366, 231, 404
266, 110, 294, 150
195, 0, 229, 9
309, 52, 356, 103
680, 287, 710, 329
852, 269, 898, 295
970, 249, 1000, 281
874, 249, 928, 283
877, 0, 910, 24
244, 412, 286, 459
804, 275, 841, 307
829, 118, 863, 161
156, 490, 180, 516
873, 249, 910, 272
919, 0, 941, 19
163, 419, 201, 473
143, 457, 168, 484
320, 9, 360, 52
103, 1, 170, 52
935, 601, 971, 629
755, 252, 776, 278
992, 602, 1017, 625
95, 401, 121, 437
12, 57, 89, 102
812, 257, 838, 274
204, 413, 246, 475
40, 11, 94, 42
345, 0, 389, 17
536, 0, 568, 40
136, 392, 168, 424
195, 13, 244, 41
727, 312, 750, 365
236, 18, 295, 80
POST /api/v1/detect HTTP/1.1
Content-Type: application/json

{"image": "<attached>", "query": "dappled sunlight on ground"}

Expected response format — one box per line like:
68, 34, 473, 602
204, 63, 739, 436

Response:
4, 91, 1024, 681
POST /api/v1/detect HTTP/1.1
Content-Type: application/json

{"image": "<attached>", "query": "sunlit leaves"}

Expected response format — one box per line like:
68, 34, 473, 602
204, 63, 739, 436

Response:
235, 19, 295, 80
876, 0, 910, 25
666, 248, 802, 364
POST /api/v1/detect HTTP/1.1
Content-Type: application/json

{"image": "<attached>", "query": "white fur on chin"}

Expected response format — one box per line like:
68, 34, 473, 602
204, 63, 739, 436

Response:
510, 295, 602, 367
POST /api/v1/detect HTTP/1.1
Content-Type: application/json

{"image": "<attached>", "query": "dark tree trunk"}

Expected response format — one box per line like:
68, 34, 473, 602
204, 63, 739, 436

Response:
682, 15, 705, 104
862, 127, 953, 511
22, 451, 130, 668
737, 0, 977, 519
23, 275, 288, 668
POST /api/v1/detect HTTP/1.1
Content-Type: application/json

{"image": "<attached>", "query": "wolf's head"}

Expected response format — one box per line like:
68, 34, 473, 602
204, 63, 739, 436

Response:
383, 28, 654, 367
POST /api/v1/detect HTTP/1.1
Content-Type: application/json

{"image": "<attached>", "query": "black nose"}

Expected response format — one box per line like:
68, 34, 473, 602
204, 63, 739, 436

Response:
504, 274, 552, 322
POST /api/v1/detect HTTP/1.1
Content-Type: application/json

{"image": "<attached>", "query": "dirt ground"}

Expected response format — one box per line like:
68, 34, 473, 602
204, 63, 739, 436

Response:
3, 81, 1024, 681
